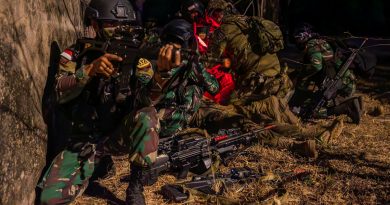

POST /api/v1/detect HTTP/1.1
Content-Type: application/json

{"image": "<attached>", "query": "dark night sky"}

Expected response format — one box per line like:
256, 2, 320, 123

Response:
287, 0, 389, 37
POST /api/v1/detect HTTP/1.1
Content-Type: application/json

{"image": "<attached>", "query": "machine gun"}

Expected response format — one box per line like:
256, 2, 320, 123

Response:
138, 125, 276, 186
300, 38, 368, 119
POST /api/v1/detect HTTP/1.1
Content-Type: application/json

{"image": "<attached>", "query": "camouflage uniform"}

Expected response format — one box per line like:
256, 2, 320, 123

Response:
301, 38, 355, 94
206, 12, 296, 124
190, 100, 321, 160
39, 44, 160, 204
132, 59, 219, 138
292, 38, 356, 115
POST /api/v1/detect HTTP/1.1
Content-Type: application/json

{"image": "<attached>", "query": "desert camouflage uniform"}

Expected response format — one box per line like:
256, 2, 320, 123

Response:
208, 12, 296, 124
39, 44, 160, 204
229, 53, 298, 125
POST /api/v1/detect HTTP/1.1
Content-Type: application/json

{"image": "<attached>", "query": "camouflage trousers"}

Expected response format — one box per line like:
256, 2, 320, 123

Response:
190, 101, 281, 144
235, 71, 294, 103
231, 72, 298, 124
234, 95, 300, 125
191, 101, 321, 147
39, 107, 159, 205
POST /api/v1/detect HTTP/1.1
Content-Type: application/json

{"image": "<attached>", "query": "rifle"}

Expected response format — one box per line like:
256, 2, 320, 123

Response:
161, 166, 311, 203
161, 167, 263, 202
301, 38, 368, 119
138, 125, 276, 186
75, 25, 145, 103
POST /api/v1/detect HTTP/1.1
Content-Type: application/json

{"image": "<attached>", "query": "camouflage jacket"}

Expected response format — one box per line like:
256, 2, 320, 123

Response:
302, 38, 340, 80
300, 38, 355, 95
54, 42, 140, 136
133, 59, 219, 137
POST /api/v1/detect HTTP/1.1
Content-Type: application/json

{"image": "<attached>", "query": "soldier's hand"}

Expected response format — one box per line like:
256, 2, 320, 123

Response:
157, 44, 181, 72
90, 53, 123, 77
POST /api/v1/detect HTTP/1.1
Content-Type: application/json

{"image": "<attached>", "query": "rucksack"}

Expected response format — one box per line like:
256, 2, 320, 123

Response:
220, 15, 284, 55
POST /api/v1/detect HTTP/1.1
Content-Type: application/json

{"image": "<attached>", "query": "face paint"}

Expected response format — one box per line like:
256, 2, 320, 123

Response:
102, 27, 117, 38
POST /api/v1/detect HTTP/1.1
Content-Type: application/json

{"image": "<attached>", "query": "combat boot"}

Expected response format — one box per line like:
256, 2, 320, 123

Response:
126, 164, 146, 205
328, 96, 363, 124
90, 155, 115, 181
317, 116, 344, 146
291, 140, 318, 159
270, 137, 318, 159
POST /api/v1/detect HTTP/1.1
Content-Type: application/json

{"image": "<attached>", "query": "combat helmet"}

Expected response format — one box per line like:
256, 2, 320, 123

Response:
293, 23, 319, 45
180, 0, 205, 23
207, 0, 238, 15
160, 19, 196, 49
85, 0, 137, 24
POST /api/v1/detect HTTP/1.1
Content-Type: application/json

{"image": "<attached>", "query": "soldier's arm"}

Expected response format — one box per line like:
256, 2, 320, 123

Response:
158, 85, 203, 136
192, 62, 220, 95
55, 49, 92, 104
56, 49, 121, 104
302, 50, 323, 80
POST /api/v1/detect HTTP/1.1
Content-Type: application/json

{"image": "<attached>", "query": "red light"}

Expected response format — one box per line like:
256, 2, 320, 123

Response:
214, 135, 228, 142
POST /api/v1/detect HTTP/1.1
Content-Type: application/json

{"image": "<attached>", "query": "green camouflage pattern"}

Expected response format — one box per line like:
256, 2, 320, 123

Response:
40, 107, 160, 204
39, 43, 161, 204
106, 107, 160, 166
134, 61, 219, 138
300, 38, 356, 96
40, 150, 96, 204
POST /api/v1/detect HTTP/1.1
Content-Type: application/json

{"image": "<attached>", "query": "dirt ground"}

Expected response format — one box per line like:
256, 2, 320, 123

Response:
73, 66, 390, 205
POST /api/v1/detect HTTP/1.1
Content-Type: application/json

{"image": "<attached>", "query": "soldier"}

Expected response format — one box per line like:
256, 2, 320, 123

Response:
206, 0, 297, 125
38, 0, 159, 204
133, 18, 219, 139
199, 1, 344, 155
290, 23, 363, 123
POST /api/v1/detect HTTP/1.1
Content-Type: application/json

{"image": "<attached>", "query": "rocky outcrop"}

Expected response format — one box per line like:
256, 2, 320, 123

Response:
0, 0, 83, 204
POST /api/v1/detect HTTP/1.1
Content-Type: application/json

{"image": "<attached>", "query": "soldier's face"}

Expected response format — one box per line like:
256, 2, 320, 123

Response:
91, 20, 122, 31
190, 11, 201, 22
211, 10, 224, 23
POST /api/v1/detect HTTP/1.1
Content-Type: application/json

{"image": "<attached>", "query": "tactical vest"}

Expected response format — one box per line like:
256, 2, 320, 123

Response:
61, 41, 134, 139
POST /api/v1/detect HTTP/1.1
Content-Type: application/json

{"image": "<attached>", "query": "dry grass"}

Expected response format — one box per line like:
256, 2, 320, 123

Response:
73, 77, 390, 205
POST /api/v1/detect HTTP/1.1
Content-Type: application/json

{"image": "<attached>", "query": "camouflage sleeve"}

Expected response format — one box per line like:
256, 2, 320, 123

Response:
191, 62, 220, 95
135, 58, 154, 86
303, 40, 324, 79
56, 48, 90, 104
308, 52, 323, 73
159, 85, 203, 137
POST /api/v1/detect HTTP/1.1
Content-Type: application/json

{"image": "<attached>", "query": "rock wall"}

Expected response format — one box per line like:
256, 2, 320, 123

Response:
0, 0, 84, 204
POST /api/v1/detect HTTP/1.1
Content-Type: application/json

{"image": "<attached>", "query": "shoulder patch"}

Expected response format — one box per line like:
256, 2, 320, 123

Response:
136, 58, 154, 84
59, 48, 77, 73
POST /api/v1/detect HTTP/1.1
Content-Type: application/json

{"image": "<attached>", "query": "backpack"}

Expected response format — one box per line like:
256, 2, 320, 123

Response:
220, 15, 284, 55
209, 15, 283, 78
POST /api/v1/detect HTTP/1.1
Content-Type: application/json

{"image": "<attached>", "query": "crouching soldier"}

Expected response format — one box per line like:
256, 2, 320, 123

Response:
113, 18, 219, 202
39, 0, 158, 204
290, 23, 363, 123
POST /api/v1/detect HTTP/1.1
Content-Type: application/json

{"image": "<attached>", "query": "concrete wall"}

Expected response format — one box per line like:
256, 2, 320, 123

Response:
0, 0, 83, 204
